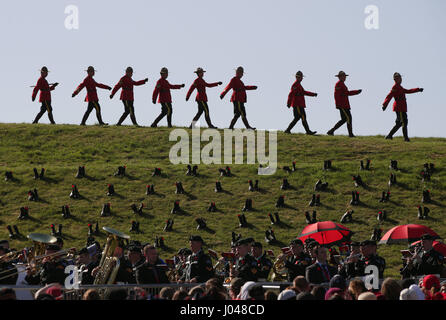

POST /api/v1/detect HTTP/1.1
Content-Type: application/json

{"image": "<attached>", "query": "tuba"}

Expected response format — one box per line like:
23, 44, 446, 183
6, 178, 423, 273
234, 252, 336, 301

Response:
94, 227, 130, 285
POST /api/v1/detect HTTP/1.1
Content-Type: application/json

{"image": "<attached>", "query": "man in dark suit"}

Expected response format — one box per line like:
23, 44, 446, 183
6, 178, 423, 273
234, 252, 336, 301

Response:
305, 246, 338, 285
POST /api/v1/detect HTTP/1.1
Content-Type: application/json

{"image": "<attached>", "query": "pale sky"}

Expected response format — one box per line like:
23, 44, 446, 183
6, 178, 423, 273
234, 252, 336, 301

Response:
1, 0, 445, 137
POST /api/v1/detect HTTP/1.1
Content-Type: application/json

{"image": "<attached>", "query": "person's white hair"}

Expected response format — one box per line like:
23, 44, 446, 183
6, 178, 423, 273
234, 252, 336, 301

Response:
357, 292, 377, 300
277, 289, 296, 300
237, 281, 256, 300
409, 284, 425, 300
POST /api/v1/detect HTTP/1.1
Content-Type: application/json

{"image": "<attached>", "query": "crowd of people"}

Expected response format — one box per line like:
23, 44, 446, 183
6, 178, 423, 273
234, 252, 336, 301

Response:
0, 229, 445, 300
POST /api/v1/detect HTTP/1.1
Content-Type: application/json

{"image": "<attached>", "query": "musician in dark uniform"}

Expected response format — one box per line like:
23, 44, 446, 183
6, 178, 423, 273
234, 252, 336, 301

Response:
175, 248, 191, 280
279, 239, 312, 282
233, 238, 259, 282
305, 246, 338, 285
25, 244, 69, 286
401, 234, 444, 278
356, 240, 386, 279
338, 241, 362, 279
127, 244, 145, 284
0, 246, 18, 285
135, 245, 169, 284
181, 235, 214, 283
251, 242, 273, 281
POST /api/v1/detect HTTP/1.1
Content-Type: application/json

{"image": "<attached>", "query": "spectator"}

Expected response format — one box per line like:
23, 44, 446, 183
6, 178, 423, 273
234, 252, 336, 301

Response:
329, 275, 347, 291
36, 294, 55, 300
188, 285, 205, 299
422, 274, 446, 300
441, 281, 446, 294
311, 285, 326, 300
264, 290, 278, 300
229, 277, 245, 300
357, 292, 377, 300
248, 285, 264, 300
296, 292, 315, 300
0, 288, 16, 300
292, 276, 310, 294
200, 286, 228, 300
238, 281, 256, 300
325, 288, 343, 300
277, 289, 297, 300
172, 289, 188, 300
400, 284, 424, 300
205, 278, 224, 291
159, 287, 175, 300
105, 289, 128, 300
328, 294, 344, 300
400, 278, 416, 289
82, 289, 100, 300
381, 278, 402, 300
348, 278, 367, 300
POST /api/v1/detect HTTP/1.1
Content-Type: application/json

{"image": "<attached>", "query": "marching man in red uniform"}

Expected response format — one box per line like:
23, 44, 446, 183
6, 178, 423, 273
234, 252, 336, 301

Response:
110, 67, 148, 126
72, 66, 112, 126
220, 66, 257, 130
32, 66, 58, 124
327, 71, 362, 137
186, 67, 222, 129
382, 72, 423, 142
284, 71, 317, 135
151, 67, 185, 128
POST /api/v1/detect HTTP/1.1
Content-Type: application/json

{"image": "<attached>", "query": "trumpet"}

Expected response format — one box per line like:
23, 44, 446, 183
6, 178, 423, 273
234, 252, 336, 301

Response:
0, 250, 22, 263
271, 254, 288, 282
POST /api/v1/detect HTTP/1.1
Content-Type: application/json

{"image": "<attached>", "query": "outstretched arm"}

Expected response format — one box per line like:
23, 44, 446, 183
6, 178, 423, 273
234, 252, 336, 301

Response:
110, 80, 122, 99
347, 89, 362, 96
382, 89, 394, 110
95, 81, 111, 90
220, 79, 234, 99
404, 87, 423, 94
245, 85, 257, 90
185, 83, 195, 101
304, 90, 317, 97
72, 81, 85, 98
133, 79, 148, 86
205, 81, 222, 88
169, 83, 184, 89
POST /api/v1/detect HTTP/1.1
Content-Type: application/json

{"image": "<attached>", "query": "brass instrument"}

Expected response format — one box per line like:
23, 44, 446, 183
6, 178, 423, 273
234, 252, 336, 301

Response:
271, 254, 288, 282
225, 261, 234, 284
0, 250, 22, 263
93, 226, 130, 286
0, 233, 57, 283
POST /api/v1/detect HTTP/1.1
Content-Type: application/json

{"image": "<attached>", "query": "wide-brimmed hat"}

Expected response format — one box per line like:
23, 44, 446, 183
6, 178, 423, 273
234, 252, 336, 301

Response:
41, 66, 49, 73
335, 71, 348, 77
189, 235, 204, 243
160, 67, 168, 74
194, 67, 206, 74
393, 72, 402, 79
295, 71, 305, 77
235, 66, 244, 73
126, 67, 133, 73
85, 66, 96, 73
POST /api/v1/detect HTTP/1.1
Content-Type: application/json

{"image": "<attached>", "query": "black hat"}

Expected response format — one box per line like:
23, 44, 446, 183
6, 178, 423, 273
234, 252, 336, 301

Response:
245, 237, 255, 244
290, 239, 303, 246
360, 240, 376, 246
252, 242, 263, 248
235, 238, 251, 246
0, 240, 8, 246
189, 235, 204, 243
236, 66, 244, 73
126, 67, 133, 73
78, 247, 89, 255
47, 244, 61, 251
350, 241, 361, 247
86, 66, 96, 73
41, 66, 49, 73
421, 233, 435, 241
129, 240, 142, 247
160, 67, 168, 74
128, 246, 142, 254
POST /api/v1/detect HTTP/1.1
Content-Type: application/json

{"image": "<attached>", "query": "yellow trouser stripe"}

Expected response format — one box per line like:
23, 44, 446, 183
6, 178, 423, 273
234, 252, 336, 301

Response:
202, 101, 209, 118
93, 102, 100, 111
342, 109, 351, 125
44, 101, 50, 113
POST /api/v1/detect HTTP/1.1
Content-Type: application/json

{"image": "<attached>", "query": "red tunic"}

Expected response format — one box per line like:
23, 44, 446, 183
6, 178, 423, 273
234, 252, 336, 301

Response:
73, 76, 111, 102
111, 75, 146, 101
382, 83, 422, 112
334, 80, 361, 109
152, 78, 182, 103
186, 78, 219, 102
32, 77, 56, 102
220, 77, 256, 103
287, 81, 317, 108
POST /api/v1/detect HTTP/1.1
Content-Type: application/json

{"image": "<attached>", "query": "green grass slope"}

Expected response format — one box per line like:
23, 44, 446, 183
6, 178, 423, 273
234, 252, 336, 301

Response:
0, 123, 445, 278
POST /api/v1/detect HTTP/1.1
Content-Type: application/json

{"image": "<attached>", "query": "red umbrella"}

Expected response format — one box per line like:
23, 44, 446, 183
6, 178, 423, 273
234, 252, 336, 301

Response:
410, 240, 446, 256
379, 224, 440, 245
298, 221, 353, 246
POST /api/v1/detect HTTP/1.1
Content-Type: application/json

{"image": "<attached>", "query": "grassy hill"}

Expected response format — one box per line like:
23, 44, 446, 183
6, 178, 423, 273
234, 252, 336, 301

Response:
1, 123, 446, 279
